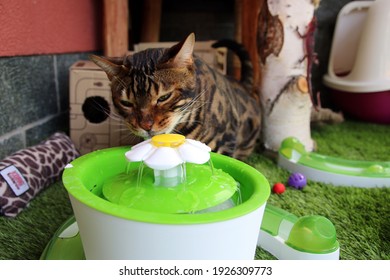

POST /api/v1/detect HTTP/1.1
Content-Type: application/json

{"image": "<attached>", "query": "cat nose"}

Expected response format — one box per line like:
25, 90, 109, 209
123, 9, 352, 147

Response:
140, 118, 154, 131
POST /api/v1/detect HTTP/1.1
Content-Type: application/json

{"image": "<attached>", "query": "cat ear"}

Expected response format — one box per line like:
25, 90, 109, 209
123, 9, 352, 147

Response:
159, 33, 195, 69
89, 54, 127, 81
174, 33, 195, 67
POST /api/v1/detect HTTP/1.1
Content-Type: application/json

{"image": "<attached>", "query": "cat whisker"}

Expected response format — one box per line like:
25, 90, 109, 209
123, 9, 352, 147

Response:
108, 111, 125, 122
112, 76, 128, 90
89, 99, 111, 117
178, 97, 207, 114
178, 87, 210, 113
174, 117, 205, 127
119, 132, 142, 146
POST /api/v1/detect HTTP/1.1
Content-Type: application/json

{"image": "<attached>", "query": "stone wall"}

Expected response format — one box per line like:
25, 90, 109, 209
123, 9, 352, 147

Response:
0, 53, 90, 159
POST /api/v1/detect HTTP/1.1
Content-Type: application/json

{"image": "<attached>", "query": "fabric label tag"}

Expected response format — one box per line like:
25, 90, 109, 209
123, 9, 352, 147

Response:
0, 165, 30, 196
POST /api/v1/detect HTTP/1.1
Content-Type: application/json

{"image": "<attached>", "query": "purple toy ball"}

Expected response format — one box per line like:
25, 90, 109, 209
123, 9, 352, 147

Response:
288, 172, 307, 190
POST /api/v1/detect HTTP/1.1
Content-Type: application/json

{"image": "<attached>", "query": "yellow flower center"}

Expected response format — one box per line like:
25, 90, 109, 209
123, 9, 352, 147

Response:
151, 134, 185, 148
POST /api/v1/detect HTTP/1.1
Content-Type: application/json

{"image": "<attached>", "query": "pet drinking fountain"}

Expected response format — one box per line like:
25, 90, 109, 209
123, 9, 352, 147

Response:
323, 0, 390, 124
60, 134, 270, 260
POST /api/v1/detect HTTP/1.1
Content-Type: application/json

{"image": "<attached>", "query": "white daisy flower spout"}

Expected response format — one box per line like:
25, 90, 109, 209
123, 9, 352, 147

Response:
125, 134, 211, 187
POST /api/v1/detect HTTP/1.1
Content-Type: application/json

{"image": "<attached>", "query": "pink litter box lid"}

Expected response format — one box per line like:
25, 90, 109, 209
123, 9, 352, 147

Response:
329, 88, 390, 124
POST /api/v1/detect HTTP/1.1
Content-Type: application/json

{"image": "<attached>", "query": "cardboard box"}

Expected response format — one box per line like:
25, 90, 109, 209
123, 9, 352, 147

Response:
69, 61, 138, 155
69, 42, 226, 154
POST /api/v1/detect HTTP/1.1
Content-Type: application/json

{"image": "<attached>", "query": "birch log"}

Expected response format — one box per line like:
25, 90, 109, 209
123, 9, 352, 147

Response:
258, 0, 320, 152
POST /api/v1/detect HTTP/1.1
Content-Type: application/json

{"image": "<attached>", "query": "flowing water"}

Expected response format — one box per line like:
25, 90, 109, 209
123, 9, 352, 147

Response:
102, 162, 242, 214
136, 162, 144, 189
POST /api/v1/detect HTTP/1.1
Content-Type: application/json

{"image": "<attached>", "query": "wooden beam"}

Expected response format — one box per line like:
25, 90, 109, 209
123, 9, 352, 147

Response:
140, 0, 162, 42
103, 0, 129, 57
233, 0, 243, 80
241, 0, 265, 87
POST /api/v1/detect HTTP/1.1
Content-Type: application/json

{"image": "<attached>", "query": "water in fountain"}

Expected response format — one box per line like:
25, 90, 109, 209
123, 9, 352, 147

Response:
101, 162, 240, 214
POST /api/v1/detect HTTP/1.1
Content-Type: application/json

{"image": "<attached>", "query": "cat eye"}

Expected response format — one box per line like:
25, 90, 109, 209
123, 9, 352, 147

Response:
120, 100, 133, 108
157, 93, 172, 103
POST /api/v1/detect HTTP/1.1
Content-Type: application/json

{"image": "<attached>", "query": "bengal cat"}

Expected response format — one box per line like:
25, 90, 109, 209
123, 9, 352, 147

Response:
90, 33, 261, 160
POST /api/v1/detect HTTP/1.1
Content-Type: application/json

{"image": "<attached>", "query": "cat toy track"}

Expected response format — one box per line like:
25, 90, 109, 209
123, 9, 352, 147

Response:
278, 137, 390, 188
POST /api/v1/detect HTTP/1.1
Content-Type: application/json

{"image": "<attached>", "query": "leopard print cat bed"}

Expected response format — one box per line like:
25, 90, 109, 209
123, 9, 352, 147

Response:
0, 132, 79, 217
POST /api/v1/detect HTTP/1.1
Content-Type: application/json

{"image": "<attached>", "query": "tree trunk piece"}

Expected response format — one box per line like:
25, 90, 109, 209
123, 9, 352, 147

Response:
258, 0, 320, 152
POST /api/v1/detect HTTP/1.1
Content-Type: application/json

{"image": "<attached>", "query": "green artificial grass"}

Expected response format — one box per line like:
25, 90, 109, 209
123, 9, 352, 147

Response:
0, 120, 389, 260
0, 182, 73, 260
251, 121, 390, 260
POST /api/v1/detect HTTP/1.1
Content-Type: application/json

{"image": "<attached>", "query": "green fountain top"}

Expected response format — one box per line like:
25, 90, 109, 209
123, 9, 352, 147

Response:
102, 134, 238, 214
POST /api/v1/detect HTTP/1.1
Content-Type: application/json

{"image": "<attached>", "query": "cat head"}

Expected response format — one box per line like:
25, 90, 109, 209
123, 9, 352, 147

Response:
90, 33, 197, 139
